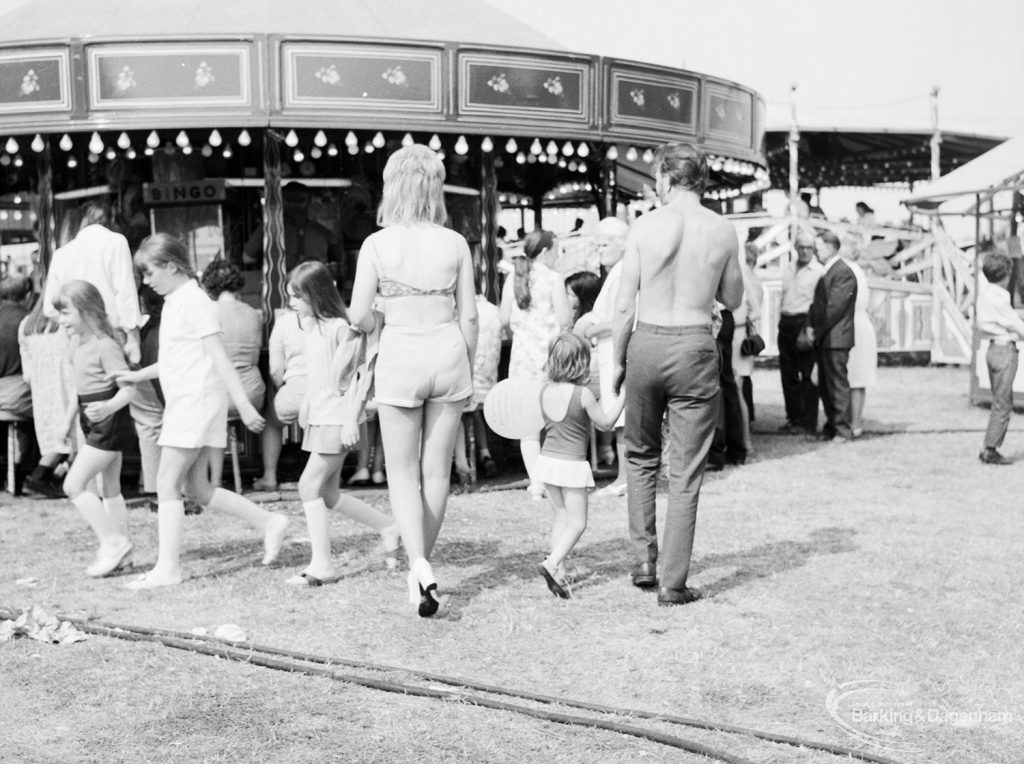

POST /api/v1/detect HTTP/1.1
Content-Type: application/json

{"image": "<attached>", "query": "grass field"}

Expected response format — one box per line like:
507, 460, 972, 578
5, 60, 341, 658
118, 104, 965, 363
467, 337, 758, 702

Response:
1, 365, 1022, 763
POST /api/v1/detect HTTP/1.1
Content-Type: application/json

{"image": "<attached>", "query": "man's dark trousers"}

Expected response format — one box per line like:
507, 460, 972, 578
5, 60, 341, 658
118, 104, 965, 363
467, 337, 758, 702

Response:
624, 323, 719, 592
777, 313, 818, 430
817, 347, 852, 439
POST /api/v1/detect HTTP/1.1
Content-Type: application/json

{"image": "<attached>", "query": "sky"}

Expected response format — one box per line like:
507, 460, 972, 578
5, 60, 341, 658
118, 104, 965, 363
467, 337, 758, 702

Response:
488, 0, 1024, 139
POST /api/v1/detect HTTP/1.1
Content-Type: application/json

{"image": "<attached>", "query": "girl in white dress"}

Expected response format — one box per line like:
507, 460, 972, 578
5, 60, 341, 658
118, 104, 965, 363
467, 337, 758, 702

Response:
113, 235, 288, 589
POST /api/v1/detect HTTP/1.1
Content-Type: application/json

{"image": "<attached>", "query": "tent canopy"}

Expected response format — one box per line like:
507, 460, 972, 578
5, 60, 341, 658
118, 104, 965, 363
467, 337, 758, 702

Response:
766, 128, 1003, 190
903, 137, 1024, 212
0, 0, 566, 50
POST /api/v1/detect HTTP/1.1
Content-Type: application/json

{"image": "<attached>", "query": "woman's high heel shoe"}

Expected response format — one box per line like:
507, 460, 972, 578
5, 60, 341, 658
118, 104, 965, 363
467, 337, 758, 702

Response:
410, 558, 439, 618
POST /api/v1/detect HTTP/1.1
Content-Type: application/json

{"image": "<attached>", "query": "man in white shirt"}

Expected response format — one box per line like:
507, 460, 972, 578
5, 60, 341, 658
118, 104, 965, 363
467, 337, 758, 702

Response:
777, 232, 824, 432
43, 201, 142, 363
976, 252, 1024, 465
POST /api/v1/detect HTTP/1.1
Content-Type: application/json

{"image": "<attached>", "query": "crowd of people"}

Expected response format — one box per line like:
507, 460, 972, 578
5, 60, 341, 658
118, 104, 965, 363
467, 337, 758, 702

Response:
0, 140, 890, 615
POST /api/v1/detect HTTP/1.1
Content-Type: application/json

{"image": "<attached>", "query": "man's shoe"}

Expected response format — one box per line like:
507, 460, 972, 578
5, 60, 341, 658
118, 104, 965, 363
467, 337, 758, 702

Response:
979, 448, 1012, 465
657, 586, 703, 606
631, 561, 657, 589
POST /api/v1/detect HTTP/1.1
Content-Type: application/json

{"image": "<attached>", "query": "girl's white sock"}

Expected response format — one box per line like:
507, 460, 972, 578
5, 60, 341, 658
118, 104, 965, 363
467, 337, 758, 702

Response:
154, 500, 185, 573
331, 495, 388, 530
302, 498, 332, 571
102, 495, 129, 537
207, 487, 269, 529
71, 491, 117, 546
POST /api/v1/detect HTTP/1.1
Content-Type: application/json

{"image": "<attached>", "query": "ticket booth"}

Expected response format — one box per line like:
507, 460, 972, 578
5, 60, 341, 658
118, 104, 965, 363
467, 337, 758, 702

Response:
143, 178, 228, 274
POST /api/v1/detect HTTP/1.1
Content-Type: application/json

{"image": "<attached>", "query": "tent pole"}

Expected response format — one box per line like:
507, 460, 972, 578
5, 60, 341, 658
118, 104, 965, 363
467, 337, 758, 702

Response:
788, 83, 800, 244
930, 86, 942, 181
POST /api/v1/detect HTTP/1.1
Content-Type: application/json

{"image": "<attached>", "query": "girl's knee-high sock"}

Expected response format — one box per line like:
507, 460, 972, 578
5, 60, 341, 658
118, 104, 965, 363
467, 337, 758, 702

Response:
206, 487, 269, 529
71, 491, 117, 546
331, 495, 389, 530
154, 500, 185, 573
303, 499, 332, 571
103, 495, 129, 537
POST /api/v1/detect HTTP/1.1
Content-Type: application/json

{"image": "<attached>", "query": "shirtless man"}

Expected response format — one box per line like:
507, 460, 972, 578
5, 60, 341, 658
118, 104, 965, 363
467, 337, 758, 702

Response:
612, 142, 743, 606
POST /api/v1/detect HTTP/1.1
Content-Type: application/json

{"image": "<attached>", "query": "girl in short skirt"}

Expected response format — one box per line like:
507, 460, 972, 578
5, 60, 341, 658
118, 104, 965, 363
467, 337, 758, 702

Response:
113, 234, 288, 589
56, 280, 136, 577
535, 333, 625, 599
286, 262, 399, 586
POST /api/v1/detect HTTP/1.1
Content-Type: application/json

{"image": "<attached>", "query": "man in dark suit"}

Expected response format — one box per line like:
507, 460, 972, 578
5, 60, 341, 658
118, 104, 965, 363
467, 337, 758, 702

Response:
805, 230, 857, 441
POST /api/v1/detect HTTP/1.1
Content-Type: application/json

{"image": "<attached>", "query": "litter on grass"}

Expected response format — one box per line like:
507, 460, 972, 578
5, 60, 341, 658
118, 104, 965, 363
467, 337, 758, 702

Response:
0, 606, 88, 645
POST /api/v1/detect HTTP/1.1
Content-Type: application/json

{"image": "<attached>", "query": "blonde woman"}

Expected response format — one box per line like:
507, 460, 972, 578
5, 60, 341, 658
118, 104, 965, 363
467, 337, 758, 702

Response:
348, 144, 478, 617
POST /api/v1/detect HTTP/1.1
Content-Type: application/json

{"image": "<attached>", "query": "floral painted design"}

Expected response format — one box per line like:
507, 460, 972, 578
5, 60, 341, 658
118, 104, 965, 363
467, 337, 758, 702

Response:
19, 69, 39, 96
194, 61, 215, 88
543, 76, 563, 96
630, 88, 645, 107
487, 73, 510, 94
382, 65, 407, 86
715, 103, 727, 120
666, 91, 681, 110
116, 66, 136, 92
316, 64, 341, 86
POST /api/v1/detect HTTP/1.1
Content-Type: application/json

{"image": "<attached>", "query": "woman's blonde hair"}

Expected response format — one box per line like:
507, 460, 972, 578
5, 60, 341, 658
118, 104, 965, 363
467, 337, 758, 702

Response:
377, 144, 447, 227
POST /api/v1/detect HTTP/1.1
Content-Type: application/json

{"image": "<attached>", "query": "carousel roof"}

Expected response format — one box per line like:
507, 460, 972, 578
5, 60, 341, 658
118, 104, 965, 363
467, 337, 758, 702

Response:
903, 137, 1024, 214
0, 0, 567, 51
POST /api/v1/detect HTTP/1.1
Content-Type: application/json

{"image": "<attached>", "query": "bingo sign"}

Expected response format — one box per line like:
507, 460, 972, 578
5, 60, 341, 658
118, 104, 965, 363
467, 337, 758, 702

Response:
143, 180, 226, 206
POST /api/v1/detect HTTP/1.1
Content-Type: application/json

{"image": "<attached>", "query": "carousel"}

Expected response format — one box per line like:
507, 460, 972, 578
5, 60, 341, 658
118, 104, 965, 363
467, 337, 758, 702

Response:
0, 0, 768, 312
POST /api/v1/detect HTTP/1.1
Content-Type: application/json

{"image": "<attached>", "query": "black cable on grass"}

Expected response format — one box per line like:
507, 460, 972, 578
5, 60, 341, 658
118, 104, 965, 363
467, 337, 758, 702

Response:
55, 618, 754, 764
6, 610, 901, 764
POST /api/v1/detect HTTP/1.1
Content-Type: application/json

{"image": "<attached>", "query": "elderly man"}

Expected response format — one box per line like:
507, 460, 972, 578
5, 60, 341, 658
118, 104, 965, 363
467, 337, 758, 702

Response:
806, 230, 857, 441
43, 200, 142, 363
575, 216, 629, 495
778, 232, 824, 433
612, 142, 743, 606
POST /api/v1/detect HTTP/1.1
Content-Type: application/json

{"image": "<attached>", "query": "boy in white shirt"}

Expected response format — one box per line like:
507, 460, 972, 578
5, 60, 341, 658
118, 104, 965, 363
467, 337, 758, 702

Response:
976, 252, 1024, 465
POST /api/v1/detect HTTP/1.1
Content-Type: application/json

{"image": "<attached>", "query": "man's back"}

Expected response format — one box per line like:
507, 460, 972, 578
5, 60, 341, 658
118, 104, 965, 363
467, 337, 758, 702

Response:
630, 200, 740, 326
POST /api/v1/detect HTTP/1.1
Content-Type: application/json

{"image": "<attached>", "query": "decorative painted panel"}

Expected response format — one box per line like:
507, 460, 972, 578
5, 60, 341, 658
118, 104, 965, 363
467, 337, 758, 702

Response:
0, 49, 70, 113
282, 43, 442, 113
459, 53, 590, 123
608, 70, 698, 134
87, 44, 252, 110
704, 82, 753, 147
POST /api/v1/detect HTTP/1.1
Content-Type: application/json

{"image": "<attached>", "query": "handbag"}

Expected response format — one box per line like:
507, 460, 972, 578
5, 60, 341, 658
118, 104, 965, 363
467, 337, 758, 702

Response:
740, 318, 766, 357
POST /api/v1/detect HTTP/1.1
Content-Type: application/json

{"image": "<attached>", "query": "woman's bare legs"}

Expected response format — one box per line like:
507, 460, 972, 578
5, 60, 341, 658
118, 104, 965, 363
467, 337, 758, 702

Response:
851, 387, 866, 436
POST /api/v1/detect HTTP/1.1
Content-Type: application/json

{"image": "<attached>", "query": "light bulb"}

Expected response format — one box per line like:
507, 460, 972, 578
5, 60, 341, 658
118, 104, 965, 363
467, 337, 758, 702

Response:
182, 145, 192, 155
505, 138, 517, 153
530, 138, 542, 155
201, 144, 213, 157
454, 135, 468, 155
578, 161, 587, 174
481, 136, 493, 153
545, 140, 558, 155
401, 132, 414, 147
606, 145, 618, 160
144, 147, 154, 156
347, 144, 359, 155
568, 160, 577, 172
117, 132, 131, 150
285, 129, 299, 147
428, 134, 442, 151
313, 130, 327, 147
642, 148, 654, 163
577, 142, 589, 158
364, 141, 374, 153
238, 129, 251, 147
208, 129, 222, 147
105, 148, 116, 160
5, 136, 18, 153
67, 156, 78, 168
59, 134, 73, 151
327, 143, 339, 157
626, 146, 638, 162
293, 148, 304, 162
146, 130, 160, 148
310, 146, 322, 159
31, 134, 44, 153
558, 158, 566, 168
516, 152, 526, 165
561, 141, 573, 156
345, 130, 358, 147
175, 130, 190, 148
126, 147, 137, 160
222, 144, 233, 159
88, 133, 103, 154
372, 131, 385, 148
538, 153, 548, 164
